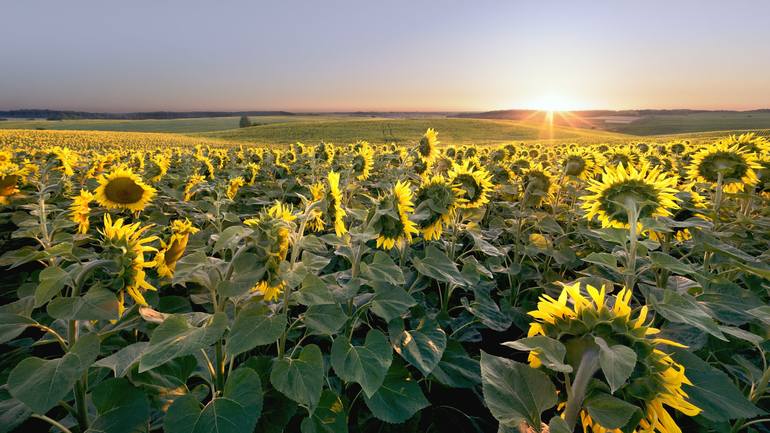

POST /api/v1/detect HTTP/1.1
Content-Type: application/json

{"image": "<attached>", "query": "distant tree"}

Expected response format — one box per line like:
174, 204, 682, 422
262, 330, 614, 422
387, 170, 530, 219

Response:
239, 115, 252, 128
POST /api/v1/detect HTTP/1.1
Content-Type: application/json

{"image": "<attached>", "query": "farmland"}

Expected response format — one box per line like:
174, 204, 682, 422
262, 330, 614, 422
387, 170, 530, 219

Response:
0, 126, 769, 433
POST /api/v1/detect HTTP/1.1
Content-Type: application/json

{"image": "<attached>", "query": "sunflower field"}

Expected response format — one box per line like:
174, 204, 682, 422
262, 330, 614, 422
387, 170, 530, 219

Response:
1, 128, 770, 433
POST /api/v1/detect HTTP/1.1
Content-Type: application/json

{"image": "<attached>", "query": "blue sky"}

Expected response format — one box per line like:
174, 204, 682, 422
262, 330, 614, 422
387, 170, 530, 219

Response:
2, 0, 769, 111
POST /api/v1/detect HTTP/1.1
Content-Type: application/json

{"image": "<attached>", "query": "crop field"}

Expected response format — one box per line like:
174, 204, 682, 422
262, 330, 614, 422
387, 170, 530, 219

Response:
1, 127, 770, 433
0, 115, 354, 134
602, 112, 770, 136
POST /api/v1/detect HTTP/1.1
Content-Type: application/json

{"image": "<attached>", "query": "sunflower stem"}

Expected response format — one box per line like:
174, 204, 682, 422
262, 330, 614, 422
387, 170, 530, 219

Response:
278, 202, 310, 358
564, 348, 600, 431
625, 200, 639, 290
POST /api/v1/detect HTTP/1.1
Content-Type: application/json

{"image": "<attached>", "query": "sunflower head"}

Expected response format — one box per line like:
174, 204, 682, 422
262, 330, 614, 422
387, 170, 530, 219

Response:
373, 180, 419, 250
244, 201, 296, 301
448, 160, 494, 209
687, 140, 762, 193
155, 219, 199, 279
417, 128, 440, 163
413, 175, 461, 241
562, 150, 594, 180
70, 189, 94, 234
227, 176, 245, 200
521, 163, 556, 207
523, 282, 700, 433
327, 171, 347, 236
99, 214, 158, 310
94, 166, 156, 212
582, 163, 680, 229
352, 141, 375, 181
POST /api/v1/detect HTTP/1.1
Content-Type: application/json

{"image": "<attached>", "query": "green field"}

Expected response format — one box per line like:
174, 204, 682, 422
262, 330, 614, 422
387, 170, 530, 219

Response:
197, 117, 633, 146
2, 113, 769, 146
602, 111, 770, 135
0, 115, 351, 133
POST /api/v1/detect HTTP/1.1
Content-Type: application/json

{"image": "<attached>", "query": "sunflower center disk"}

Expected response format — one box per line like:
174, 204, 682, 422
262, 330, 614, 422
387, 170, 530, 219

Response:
104, 177, 146, 204
600, 180, 659, 223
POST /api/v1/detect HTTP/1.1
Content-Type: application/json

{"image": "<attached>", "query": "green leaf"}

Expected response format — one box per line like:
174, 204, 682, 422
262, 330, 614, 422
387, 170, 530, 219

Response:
649, 252, 696, 275
389, 318, 447, 377
0, 314, 36, 344
300, 390, 348, 433
480, 351, 557, 429
213, 225, 250, 253
47, 287, 119, 321
465, 286, 512, 331
87, 378, 150, 433
330, 330, 392, 398
502, 336, 572, 373
412, 246, 467, 287
165, 367, 263, 433
34, 265, 70, 307
296, 273, 336, 306
226, 302, 285, 357
304, 304, 347, 336
594, 337, 637, 393
582, 252, 618, 269
370, 281, 416, 322
363, 362, 429, 424
673, 349, 765, 422
548, 416, 571, 433
583, 392, 641, 430
139, 312, 227, 372
747, 306, 770, 326
430, 340, 481, 388
8, 333, 100, 413
94, 342, 148, 377
361, 251, 405, 286
0, 387, 31, 433
270, 344, 324, 412
649, 290, 727, 341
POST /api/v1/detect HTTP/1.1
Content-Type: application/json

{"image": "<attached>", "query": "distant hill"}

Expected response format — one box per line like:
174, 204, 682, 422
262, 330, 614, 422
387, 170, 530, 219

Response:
453, 108, 770, 120
454, 109, 770, 136
0, 109, 295, 120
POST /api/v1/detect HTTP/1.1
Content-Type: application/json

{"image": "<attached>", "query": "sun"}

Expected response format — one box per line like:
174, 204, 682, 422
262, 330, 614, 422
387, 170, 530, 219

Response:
529, 94, 580, 112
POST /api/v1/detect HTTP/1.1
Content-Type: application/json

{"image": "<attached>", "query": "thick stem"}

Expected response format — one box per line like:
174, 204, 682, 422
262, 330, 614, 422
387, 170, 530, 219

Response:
625, 200, 639, 290
564, 349, 601, 431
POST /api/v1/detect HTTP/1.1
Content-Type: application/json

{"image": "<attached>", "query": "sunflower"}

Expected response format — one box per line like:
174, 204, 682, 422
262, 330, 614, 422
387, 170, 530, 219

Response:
582, 163, 680, 229
147, 153, 170, 183
315, 142, 335, 164
525, 282, 700, 433
373, 180, 419, 250
247, 162, 261, 185
604, 148, 639, 168
155, 219, 199, 278
99, 214, 158, 314
521, 163, 556, 207
730, 132, 770, 155
417, 128, 440, 164
413, 175, 460, 241
245, 201, 296, 301
95, 166, 156, 212
687, 140, 762, 193
353, 141, 375, 181
448, 160, 494, 209
227, 176, 245, 200
328, 171, 347, 236
51, 146, 78, 177
184, 174, 206, 201
70, 189, 94, 234
561, 150, 595, 181
0, 161, 24, 204
306, 182, 326, 233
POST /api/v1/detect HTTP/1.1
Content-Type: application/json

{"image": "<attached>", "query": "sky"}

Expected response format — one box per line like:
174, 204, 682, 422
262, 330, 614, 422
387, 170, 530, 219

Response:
2, 0, 770, 112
